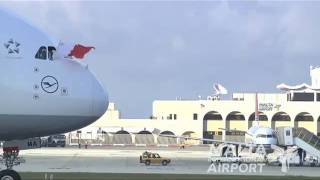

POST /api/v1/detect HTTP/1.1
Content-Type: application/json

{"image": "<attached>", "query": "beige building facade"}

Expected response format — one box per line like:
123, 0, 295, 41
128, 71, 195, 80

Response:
72, 67, 320, 145
85, 92, 320, 144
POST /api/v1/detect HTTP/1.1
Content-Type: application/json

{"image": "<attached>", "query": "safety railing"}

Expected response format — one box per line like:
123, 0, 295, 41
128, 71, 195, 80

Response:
293, 127, 320, 150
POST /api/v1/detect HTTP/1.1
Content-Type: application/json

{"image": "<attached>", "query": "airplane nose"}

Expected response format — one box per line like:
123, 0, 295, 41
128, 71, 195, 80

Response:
92, 79, 109, 118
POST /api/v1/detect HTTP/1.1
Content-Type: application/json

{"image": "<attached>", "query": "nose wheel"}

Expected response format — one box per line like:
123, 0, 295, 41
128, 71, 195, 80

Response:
0, 147, 24, 180
0, 170, 21, 180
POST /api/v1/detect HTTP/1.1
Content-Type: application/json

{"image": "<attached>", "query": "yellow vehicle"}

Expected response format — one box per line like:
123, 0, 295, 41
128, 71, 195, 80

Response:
139, 151, 171, 166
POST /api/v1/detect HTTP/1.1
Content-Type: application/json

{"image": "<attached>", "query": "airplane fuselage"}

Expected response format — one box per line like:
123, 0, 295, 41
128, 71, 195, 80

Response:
0, 8, 108, 141
0, 60, 107, 140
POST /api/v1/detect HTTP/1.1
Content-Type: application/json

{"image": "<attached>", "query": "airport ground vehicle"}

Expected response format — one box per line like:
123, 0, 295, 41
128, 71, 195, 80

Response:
42, 134, 66, 147
139, 151, 171, 166
304, 156, 320, 167
50, 134, 66, 147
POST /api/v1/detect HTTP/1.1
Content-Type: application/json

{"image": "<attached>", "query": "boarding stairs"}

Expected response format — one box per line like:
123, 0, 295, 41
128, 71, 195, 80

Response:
292, 127, 320, 159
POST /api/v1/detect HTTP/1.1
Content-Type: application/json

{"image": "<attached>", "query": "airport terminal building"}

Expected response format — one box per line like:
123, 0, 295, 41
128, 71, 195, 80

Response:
69, 67, 320, 145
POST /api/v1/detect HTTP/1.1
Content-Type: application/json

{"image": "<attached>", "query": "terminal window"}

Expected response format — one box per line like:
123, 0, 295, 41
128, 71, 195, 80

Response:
226, 131, 245, 136
193, 113, 198, 120
291, 93, 314, 101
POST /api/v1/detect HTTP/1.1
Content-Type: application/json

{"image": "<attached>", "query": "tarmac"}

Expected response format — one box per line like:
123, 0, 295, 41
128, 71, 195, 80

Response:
8, 147, 320, 177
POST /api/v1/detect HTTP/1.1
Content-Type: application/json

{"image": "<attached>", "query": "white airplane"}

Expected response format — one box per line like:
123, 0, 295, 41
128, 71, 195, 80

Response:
161, 93, 278, 153
0, 8, 108, 179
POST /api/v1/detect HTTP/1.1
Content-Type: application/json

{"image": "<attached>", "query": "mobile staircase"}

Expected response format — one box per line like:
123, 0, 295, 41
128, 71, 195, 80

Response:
277, 127, 320, 159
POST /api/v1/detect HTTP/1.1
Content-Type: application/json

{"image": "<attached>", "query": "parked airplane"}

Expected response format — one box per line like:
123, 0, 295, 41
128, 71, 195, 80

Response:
0, 7, 108, 179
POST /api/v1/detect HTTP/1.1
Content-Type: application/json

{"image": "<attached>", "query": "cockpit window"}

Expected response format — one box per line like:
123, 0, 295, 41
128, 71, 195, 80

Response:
256, 134, 267, 138
35, 46, 56, 60
257, 134, 276, 138
35, 46, 47, 60
48, 46, 56, 60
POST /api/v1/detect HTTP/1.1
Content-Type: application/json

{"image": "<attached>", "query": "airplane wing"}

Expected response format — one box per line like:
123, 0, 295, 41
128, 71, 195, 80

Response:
218, 128, 252, 136
159, 134, 254, 147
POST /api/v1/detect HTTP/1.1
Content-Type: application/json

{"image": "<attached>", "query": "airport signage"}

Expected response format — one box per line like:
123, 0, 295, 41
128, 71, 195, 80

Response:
259, 103, 281, 111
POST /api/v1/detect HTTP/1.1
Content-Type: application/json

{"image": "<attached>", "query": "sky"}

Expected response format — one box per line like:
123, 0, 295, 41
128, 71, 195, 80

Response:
1, 1, 320, 118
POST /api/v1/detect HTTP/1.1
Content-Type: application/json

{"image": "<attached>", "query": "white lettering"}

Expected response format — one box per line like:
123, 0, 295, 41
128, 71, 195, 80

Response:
223, 146, 234, 157
230, 163, 238, 172
256, 145, 266, 155
207, 163, 217, 173
239, 163, 248, 173
222, 163, 229, 173
257, 163, 265, 173
249, 163, 257, 173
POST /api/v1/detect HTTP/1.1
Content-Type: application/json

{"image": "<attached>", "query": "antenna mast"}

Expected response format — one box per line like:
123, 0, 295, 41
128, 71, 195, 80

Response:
255, 93, 260, 126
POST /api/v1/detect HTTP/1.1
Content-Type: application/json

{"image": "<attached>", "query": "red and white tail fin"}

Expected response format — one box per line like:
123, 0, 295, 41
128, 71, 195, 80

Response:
57, 42, 95, 60
254, 93, 260, 126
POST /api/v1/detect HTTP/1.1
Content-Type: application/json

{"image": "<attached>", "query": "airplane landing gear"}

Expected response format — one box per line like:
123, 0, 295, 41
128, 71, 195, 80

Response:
0, 147, 25, 180
0, 169, 21, 180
